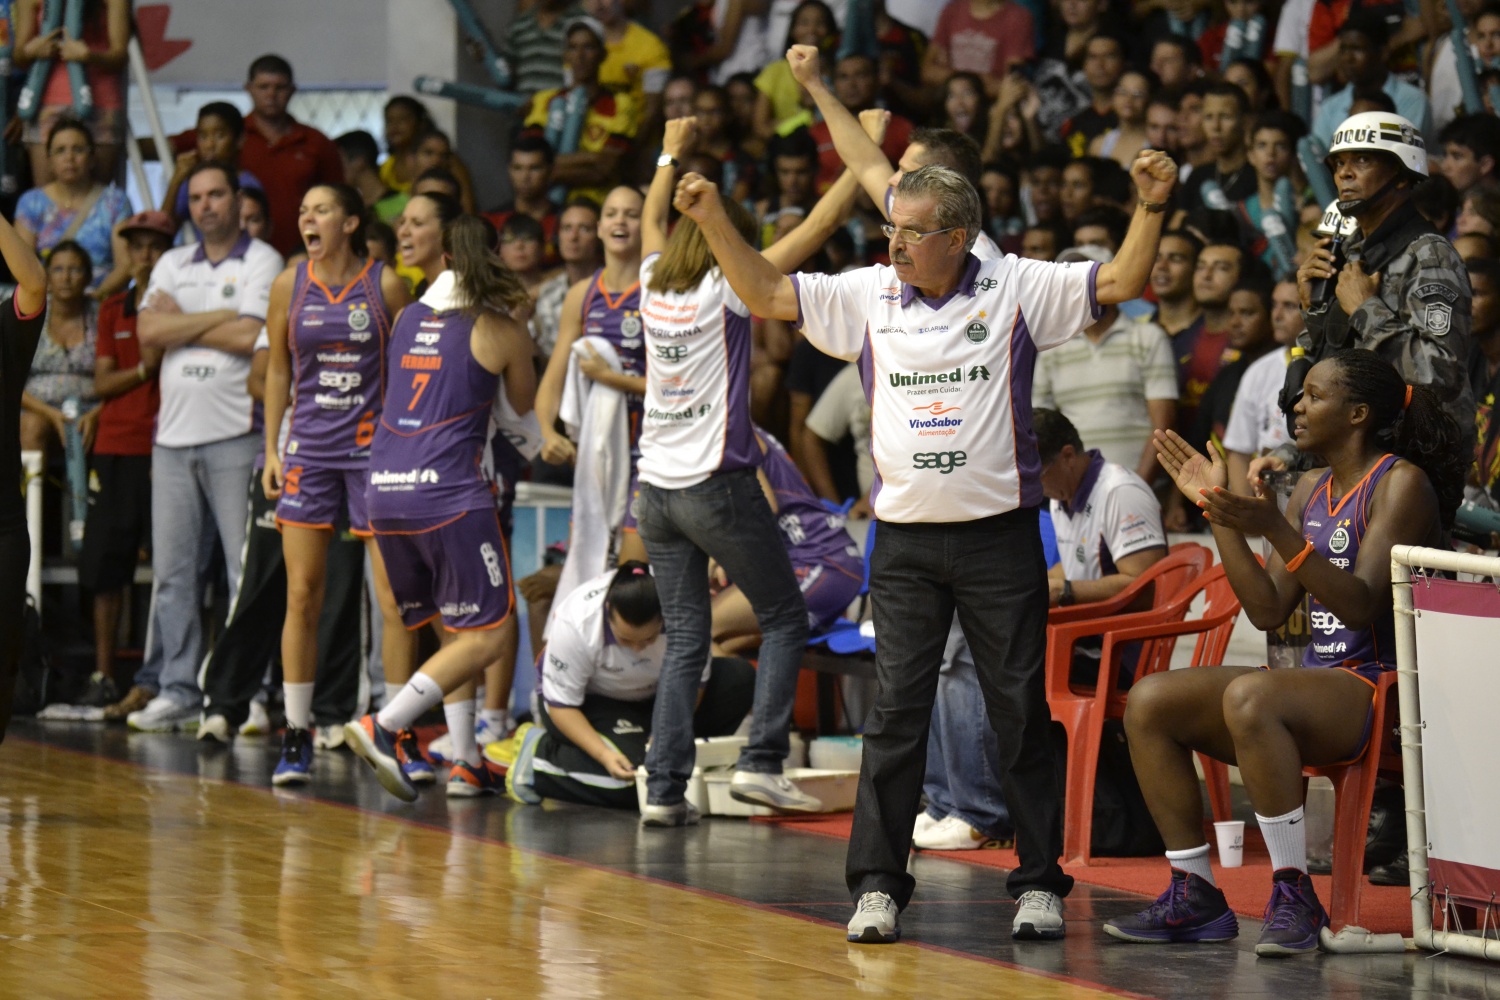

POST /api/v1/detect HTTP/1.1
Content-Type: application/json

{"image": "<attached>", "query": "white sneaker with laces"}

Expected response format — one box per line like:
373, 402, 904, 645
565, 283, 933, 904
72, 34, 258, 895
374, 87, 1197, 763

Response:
196, 714, 231, 743
313, 724, 347, 750
913, 815, 996, 851
847, 891, 900, 943
127, 696, 201, 733
640, 800, 700, 827
1012, 890, 1065, 940
728, 770, 822, 812
240, 700, 270, 736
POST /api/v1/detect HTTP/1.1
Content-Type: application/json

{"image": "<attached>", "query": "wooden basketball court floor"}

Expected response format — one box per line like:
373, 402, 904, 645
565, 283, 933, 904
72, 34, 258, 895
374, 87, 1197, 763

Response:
1, 722, 1494, 1000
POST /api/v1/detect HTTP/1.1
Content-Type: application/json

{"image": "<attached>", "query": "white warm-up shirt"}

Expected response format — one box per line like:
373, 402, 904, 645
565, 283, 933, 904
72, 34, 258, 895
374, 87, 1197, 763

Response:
1222, 346, 1294, 457
637, 254, 759, 490
541, 568, 707, 706
793, 252, 1102, 522
1051, 454, 1167, 582
145, 232, 283, 448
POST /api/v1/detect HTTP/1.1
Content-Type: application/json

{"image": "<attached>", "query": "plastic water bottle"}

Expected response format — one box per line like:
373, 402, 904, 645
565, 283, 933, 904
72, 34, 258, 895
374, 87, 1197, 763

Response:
61, 397, 87, 547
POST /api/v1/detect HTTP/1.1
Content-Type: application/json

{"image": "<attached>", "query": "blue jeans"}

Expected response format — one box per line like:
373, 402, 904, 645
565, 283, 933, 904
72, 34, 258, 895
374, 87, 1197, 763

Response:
636, 469, 809, 804
134, 435, 258, 706
923, 616, 1013, 839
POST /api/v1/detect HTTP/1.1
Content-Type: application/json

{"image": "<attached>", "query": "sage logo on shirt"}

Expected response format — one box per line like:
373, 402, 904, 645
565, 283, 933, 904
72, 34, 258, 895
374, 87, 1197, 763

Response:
971, 277, 998, 294
180, 365, 217, 381
1308, 609, 1346, 635
654, 344, 689, 363
912, 450, 967, 474
318, 370, 363, 392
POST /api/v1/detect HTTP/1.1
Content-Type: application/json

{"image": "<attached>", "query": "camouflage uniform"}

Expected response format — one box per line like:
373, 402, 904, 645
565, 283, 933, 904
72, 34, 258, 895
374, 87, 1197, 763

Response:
1299, 199, 1475, 452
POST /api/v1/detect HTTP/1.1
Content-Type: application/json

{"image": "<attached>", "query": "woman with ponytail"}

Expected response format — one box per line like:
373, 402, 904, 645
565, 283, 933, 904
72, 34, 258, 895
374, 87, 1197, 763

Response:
1101, 348, 1462, 957
502, 561, 756, 810
346, 213, 538, 802
260, 182, 410, 786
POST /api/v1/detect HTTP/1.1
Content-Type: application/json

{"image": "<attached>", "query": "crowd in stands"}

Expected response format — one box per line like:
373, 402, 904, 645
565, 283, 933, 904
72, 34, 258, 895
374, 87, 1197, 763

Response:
1, 0, 1497, 847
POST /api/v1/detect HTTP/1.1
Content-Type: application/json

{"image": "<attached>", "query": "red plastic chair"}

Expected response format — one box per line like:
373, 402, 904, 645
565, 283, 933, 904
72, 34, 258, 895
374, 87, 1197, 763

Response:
1204, 670, 1401, 931
1047, 543, 1211, 625
1044, 549, 1217, 863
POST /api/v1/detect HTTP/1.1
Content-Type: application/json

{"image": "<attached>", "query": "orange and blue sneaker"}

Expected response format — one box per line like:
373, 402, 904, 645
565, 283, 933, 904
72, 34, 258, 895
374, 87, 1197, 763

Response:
343, 715, 419, 803
396, 728, 436, 785
447, 759, 502, 798
1254, 869, 1329, 957
1103, 868, 1239, 943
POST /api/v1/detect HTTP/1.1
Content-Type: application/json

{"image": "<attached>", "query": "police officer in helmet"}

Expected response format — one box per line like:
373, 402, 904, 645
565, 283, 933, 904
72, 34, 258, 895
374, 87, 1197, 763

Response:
1261, 112, 1474, 480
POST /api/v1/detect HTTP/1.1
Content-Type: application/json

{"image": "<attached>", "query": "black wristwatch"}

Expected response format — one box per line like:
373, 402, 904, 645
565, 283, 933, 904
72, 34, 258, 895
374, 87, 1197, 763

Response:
1059, 580, 1075, 606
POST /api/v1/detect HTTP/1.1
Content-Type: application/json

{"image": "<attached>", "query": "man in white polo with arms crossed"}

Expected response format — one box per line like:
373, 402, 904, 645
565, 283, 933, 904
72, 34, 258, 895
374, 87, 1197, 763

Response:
673, 119, 1177, 944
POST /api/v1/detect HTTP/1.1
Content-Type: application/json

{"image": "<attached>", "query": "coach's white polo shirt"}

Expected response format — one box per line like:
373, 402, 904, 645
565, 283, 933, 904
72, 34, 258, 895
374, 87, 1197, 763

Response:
792, 253, 1102, 522
145, 232, 283, 448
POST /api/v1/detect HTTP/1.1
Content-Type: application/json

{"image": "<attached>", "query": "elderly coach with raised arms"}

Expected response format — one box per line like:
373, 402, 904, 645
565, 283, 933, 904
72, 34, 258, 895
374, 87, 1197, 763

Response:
673, 139, 1178, 945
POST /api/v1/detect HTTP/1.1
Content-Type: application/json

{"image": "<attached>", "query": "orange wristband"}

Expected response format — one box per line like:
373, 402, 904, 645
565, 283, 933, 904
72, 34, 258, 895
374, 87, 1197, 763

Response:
1284, 540, 1315, 572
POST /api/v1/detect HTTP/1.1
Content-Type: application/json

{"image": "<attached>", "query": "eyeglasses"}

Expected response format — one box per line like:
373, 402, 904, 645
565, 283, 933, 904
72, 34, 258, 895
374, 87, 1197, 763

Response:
881, 224, 958, 245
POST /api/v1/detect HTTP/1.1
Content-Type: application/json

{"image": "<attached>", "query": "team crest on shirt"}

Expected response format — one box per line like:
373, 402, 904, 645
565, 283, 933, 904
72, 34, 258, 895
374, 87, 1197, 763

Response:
221, 281, 236, 299
621, 313, 642, 337
348, 304, 371, 332
965, 321, 989, 344
1329, 520, 1351, 554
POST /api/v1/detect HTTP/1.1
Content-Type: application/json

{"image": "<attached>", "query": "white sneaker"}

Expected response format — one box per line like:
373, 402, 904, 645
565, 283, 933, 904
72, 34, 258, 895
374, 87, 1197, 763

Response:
640, 800, 701, 827
127, 696, 201, 733
913, 815, 999, 851
728, 770, 823, 812
912, 810, 942, 842
847, 891, 900, 943
240, 700, 270, 736
313, 724, 346, 750
426, 731, 456, 763
196, 714, 232, 743
1012, 890, 1065, 940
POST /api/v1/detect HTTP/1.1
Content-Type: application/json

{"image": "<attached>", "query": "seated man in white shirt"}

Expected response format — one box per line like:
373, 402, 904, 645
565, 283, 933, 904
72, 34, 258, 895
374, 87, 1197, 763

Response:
1224, 279, 1301, 495
1037, 408, 1169, 686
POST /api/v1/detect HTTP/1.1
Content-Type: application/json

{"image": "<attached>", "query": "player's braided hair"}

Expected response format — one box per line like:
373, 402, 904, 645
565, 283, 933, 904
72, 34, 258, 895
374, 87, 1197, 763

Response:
1329, 349, 1466, 528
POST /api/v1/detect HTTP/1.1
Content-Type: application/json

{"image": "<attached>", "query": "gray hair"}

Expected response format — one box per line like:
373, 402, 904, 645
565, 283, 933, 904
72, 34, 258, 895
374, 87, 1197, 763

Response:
894, 164, 982, 254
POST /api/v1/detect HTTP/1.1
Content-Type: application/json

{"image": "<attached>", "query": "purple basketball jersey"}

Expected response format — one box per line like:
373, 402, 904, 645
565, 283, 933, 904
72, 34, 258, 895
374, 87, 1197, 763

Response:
755, 427, 860, 567
1300, 453, 1399, 671
581, 270, 646, 455
285, 259, 391, 467
367, 303, 499, 521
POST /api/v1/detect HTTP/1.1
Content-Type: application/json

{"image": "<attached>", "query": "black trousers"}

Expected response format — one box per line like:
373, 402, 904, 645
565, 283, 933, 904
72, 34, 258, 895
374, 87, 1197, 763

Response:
845, 508, 1074, 906
200, 473, 366, 728
0, 525, 28, 743
531, 656, 756, 809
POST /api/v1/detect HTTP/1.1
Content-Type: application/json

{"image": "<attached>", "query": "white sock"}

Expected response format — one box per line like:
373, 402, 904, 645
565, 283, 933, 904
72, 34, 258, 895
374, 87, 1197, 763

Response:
480, 707, 510, 735
1165, 844, 1215, 885
444, 699, 478, 766
1256, 806, 1308, 874
283, 682, 315, 731
384, 682, 404, 704
376, 673, 444, 733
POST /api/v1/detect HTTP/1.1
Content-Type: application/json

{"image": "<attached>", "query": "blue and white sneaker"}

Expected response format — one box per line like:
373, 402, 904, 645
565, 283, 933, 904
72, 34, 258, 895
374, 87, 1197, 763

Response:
344, 715, 419, 802
272, 728, 314, 786
396, 728, 437, 785
504, 722, 545, 805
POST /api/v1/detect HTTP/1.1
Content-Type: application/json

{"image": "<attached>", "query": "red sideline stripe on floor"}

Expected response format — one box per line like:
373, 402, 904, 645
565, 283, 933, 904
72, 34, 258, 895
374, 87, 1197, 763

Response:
755, 813, 1415, 934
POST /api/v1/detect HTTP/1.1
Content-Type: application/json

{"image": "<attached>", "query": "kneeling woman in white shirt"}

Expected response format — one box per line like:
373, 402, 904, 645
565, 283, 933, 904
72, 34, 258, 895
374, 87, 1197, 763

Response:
506, 563, 755, 810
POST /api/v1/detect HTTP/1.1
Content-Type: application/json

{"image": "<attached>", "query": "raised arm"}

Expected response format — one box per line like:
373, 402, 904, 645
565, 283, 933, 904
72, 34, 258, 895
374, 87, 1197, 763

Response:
674, 174, 799, 321
1095, 150, 1177, 305
536, 278, 590, 463
786, 45, 897, 218
0, 212, 46, 316
644, 118, 697, 258
763, 168, 861, 274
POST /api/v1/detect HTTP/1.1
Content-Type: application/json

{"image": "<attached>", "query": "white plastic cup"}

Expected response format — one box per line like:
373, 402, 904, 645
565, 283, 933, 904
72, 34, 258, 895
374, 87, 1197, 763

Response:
1214, 820, 1246, 868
